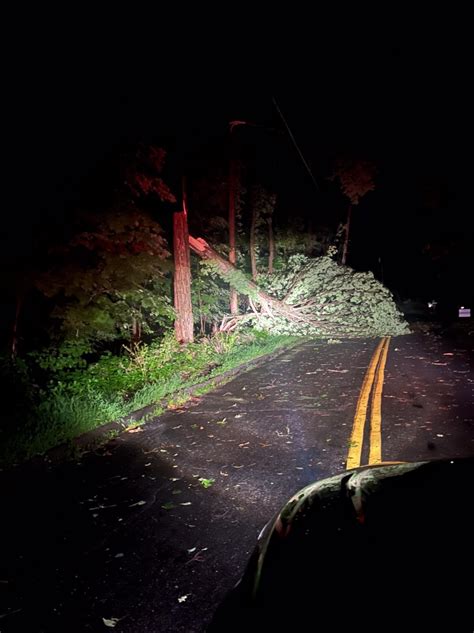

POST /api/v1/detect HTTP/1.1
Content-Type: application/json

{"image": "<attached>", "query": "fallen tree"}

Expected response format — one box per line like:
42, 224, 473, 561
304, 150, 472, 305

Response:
189, 236, 409, 338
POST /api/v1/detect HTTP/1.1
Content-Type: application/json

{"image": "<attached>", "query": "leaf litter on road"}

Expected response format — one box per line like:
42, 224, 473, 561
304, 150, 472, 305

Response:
185, 548, 208, 565
198, 477, 215, 488
102, 616, 125, 628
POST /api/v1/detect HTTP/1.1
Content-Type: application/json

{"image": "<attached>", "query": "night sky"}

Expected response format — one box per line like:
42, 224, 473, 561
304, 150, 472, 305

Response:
4, 29, 473, 313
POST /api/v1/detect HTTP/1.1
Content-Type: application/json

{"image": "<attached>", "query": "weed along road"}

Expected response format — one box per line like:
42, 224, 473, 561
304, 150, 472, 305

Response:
0, 334, 472, 632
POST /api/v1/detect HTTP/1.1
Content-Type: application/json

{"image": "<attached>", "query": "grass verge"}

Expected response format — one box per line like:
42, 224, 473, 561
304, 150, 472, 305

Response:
0, 332, 300, 467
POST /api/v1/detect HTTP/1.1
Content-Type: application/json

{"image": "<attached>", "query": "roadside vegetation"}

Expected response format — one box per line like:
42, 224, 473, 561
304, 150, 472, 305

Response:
2, 146, 408, 467
0, 331, 297, 466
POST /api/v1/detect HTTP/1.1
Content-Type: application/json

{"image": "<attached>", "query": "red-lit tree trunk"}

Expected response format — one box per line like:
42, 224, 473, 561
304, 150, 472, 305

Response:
249, 202, 258, 280
228, 159, 239, 314
267, 216, 275, 274
173, 206, 194, 343
341, 203, 352, 266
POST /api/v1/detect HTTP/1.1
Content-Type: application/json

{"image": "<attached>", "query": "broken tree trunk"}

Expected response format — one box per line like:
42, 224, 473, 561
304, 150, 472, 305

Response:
190, 236, 274, 311
188, 235, 322, 329
189, 235, 408, 338
173, 204, 194, 343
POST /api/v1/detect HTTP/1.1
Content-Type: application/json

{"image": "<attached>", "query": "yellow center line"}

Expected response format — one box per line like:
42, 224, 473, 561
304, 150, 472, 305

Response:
368, 336, 390, 465
346, 337, 387, 469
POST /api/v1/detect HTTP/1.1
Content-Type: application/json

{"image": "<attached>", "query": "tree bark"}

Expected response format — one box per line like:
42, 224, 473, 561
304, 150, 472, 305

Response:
267, 216, 275, 274
173, 208, 194, 343
188, 236, 320, 327
341, 203, 352, 266
228, 159, 239, 314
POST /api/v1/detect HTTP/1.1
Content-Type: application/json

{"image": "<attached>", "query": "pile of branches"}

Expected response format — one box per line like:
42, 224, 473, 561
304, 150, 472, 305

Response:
190, 237, 409, 338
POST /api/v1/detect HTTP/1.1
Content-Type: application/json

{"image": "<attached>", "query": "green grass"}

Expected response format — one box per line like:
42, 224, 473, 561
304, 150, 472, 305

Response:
0, 332, 300, 467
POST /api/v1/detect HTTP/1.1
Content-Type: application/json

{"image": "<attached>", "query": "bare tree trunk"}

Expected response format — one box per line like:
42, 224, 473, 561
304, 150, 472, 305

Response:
228, 159, 239, 314
249, 202, 258, 280
267, 216, 275, 274
173, 206, 194, 343
341, 203, 352, 266
131, 317, 141, 345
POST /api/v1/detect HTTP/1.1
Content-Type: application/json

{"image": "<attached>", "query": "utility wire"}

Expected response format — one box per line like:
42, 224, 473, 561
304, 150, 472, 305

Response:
272, 96, 320, 192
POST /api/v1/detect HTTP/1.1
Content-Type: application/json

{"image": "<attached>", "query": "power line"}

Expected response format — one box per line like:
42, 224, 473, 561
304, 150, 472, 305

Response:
272, 96, 320, 193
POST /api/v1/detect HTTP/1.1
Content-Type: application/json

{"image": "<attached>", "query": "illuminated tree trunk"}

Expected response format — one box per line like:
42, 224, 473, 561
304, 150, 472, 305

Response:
189, 236, 277, 311
228, 159, 239, 314
173, 208, 194, 343
341, 203, 352, 266
268, 216, 275, 274
189, 235, 316, 327
249, 203, 258, 280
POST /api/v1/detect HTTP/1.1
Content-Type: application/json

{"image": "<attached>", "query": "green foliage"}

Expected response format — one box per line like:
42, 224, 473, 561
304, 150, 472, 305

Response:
192, 260, 231, 331
192, 258, 258, 333
258, 255, 312, 299
36, 209, 174, 345
250, 186, 276, 224
200, 260, 259, 301
0, 332, 297, 467
29, 339, 92, 377
258, 255, 409, 338
273, 225, 332, 262
204, 331, 240, 354
248, 186, 276, 271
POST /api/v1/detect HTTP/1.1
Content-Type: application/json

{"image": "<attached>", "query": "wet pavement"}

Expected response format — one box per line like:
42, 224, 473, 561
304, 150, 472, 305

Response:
0, 334, 472, 631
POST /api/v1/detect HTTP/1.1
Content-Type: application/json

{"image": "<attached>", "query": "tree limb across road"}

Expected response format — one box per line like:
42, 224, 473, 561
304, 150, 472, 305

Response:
189, 235, 409, 338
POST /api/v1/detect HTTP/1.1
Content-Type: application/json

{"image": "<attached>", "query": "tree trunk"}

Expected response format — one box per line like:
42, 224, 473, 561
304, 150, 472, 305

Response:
341, 203, 352, 266
267, 216, 275, 274
131, 317, 141, 344
189, 236, 312, 325
250, 202, 258, 280
228, 159, 239, 314
173, 208, 194, 343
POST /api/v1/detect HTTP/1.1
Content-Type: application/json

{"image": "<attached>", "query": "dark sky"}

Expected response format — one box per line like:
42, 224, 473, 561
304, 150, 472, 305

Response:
5, 29, 473, 304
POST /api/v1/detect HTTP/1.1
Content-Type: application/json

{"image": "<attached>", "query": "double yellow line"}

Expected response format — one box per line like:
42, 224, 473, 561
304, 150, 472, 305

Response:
346, 337, 391, 469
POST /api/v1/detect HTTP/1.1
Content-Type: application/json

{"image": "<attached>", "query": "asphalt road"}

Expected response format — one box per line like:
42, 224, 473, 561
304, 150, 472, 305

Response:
0, 332, 472, 632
